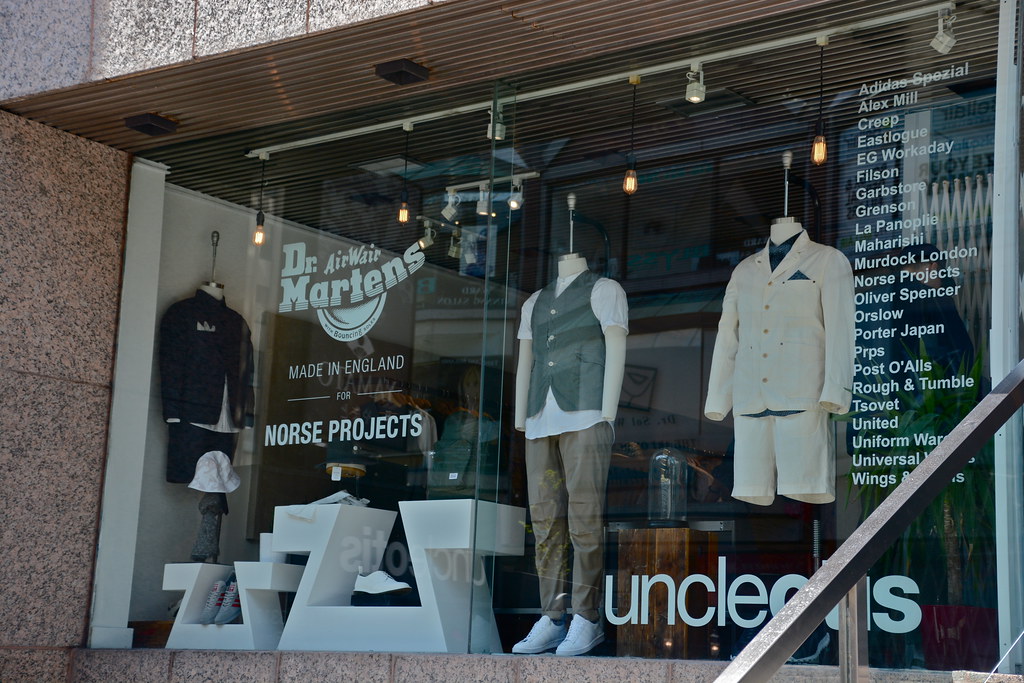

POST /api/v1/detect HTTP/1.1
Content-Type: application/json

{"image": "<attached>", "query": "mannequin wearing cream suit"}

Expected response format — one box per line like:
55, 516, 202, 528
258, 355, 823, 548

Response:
704, 219, 854, 505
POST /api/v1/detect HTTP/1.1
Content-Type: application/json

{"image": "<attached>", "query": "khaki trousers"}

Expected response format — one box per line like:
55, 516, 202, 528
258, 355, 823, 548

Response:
525, 421, 613, 622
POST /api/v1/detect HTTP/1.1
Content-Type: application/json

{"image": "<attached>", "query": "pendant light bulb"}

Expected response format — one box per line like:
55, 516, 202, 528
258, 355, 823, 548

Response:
253, 210, 266, 246
811, 134, 828, 166
810, 41, 828, 167
398, 189, 410, 223
623, 77, 640, 196
398, 123, 413, 224
623, 162, 638, 195
253, 154, 268, 247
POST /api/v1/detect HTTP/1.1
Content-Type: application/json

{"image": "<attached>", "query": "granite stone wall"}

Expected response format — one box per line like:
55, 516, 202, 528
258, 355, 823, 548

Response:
0, 110, 130, 681
0, 0, 435, 101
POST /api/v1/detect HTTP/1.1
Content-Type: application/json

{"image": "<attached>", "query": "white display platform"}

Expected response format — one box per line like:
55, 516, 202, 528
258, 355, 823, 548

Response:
162, 560, 303, 650
162, 500, 525, 652
275, 499, 525, 653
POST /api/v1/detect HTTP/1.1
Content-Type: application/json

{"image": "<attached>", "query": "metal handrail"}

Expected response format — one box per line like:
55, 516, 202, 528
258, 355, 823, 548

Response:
717, 358, 1024, 682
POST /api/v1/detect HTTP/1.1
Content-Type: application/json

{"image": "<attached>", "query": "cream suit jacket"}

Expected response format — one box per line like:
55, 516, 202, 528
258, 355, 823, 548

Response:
704, 231, 855, 420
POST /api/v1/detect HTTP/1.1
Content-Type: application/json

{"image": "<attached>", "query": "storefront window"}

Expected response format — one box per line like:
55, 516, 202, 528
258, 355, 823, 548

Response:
107, 0, 1003, 671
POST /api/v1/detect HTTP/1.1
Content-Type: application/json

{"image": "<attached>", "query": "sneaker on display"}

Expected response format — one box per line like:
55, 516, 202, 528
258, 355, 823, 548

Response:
554, 614, 605, 657
213, 576, 242, 624
198, 578, 227, 625
511, 615, 567, 654
353, 570, 412, 595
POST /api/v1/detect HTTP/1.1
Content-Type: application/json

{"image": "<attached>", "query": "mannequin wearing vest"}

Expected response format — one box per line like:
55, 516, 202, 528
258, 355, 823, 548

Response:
704, 217, 855, 505
511, 253, 628, 656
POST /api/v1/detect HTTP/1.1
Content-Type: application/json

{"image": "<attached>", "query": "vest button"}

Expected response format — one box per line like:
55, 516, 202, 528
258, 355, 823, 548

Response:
548, 335, 555, 341
548, 361, 555, 367
550, 309, 557, 315
762, 377, 768, 383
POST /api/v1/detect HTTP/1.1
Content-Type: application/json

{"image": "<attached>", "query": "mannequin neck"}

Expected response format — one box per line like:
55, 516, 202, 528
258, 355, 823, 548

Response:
199, 282, 224, 300
770, 218, 803, 245
558, 253, 588, 279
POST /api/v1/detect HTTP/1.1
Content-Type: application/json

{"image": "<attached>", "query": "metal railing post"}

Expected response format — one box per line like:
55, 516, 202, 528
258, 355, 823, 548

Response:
838, 578, 868, 683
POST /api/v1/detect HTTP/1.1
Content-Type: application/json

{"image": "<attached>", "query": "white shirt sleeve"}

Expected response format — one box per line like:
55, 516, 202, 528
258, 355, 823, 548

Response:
592, 278, 629, 334
517, 290, 541, 341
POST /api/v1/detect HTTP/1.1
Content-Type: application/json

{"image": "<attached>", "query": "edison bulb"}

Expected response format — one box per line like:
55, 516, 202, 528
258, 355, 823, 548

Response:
397, 201, 410, 223
623, 168, 638, 195
811, 135, 828, 166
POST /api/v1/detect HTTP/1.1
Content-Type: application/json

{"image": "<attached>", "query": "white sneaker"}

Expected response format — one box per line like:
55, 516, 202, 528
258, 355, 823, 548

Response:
555, 614, 605, 656
512, 615, 567, 654
353, 570, 411, 595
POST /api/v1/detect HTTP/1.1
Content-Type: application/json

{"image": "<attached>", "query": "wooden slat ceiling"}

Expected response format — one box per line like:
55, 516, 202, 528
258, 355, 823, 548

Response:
2, 0, 1000, 291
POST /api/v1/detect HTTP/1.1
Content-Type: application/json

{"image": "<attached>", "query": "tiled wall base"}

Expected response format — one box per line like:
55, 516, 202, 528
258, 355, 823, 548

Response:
41, 648, 990, 683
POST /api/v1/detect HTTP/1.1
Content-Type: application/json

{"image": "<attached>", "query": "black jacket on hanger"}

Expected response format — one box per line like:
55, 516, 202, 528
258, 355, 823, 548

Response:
159, 289, 254, 428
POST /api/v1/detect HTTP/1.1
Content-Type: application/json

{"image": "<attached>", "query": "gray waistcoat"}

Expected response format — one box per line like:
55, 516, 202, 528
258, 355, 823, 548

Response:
528, 271, 605, 417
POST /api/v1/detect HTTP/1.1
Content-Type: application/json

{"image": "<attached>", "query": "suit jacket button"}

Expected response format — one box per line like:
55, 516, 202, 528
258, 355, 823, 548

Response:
763, 329, 769, 334
762, 378, 768, 383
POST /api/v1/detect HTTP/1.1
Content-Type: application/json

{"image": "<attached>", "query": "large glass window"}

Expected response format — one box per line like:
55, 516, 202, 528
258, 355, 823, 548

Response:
109, 0, 1003, 671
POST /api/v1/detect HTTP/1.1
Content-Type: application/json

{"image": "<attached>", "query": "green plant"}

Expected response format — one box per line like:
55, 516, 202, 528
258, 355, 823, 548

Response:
840, 348, 994, 606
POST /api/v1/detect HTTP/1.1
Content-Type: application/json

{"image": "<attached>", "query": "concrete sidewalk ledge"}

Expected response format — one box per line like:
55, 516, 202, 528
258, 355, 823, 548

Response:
55, 648, 981, 683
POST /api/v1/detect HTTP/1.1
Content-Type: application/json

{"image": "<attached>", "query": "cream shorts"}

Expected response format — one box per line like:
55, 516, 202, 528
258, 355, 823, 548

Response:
731, 409, 835, 506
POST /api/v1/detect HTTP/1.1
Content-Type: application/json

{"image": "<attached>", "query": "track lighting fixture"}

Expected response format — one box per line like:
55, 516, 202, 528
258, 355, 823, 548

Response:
685, 64, 705, 104
418, 221, 437, 249
811, 38, 828, 166
487, 108, 506, 140
930, 6, 957, 54
442, 189, 459, 221
253, 153, 268, 246
397, 123, 413, 223
448, 230, 462, 259
476, 183, 491, 216
507, 178, 524, 210
623, 75, 640, 195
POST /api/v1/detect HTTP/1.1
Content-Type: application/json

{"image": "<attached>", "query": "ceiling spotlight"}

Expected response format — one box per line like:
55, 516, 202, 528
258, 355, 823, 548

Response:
124, 112, 178, 136
448, 230, 462, 259
507, 178, 524, 210
487, 108, 506, 141
930, 7, 957, 54
442, 189, 460, 221
418, 221, 436, 250
476, 183, 491, 216
374, 58, 430, 85
685, 64, 706, 104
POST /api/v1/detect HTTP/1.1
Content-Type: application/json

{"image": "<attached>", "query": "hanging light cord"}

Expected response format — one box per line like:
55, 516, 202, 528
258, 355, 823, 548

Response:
818, 44, 825, 125
629, 83, 638, 156
258, 158, 267, 212
402, 129, 410, 193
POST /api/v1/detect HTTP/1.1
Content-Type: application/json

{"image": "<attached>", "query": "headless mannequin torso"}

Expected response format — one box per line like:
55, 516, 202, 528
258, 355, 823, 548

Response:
199, 281, 225, 300
770, 217, 803, 246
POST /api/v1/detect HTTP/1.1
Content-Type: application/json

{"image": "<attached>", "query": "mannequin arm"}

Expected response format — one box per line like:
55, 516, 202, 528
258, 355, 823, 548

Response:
514, 339, 533, 432
602, 326, 627, 421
